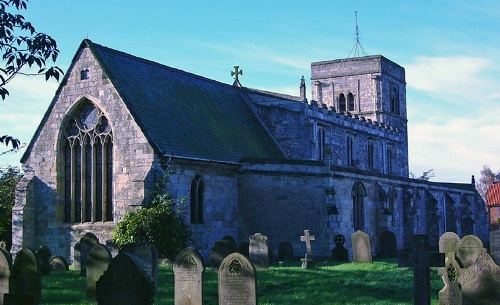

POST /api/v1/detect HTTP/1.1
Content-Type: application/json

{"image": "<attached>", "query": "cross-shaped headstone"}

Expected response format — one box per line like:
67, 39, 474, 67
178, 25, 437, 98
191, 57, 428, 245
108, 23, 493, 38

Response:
398, 234, 444, 305
300, 230, 315, 255
231, 66, 243, 81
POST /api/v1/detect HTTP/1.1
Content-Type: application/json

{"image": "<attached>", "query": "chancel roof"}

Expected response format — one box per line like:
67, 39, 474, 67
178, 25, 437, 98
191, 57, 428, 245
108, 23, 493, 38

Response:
23, 40, 286, 164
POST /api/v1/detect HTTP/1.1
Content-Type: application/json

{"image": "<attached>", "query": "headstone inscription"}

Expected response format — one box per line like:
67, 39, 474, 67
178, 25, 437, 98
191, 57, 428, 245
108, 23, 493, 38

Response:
87, 244, 112, 300
438, 252, 462, 305
351, 230, 372, 263
74, 232, 99, 276
173, 248, 205, 305
439, 232, 460, 254
457, 235, 483, 268
96, 252, 154, 305
218, 252, 257, 305
35, 246, 51, 276
210, 240, 237, 272
49, 255, 69, 272
457, 249, 500, 305
121, 242, 159, 294
398, 234, 444, 305
489, 230, 500, 265
249, 233, 269, 270
331, 234, 348, 261
278, 242, 293, 262
300, 230, 315, 269
3, 247, 41, 305
0, 248, 11, 305
378, 231, 397, 258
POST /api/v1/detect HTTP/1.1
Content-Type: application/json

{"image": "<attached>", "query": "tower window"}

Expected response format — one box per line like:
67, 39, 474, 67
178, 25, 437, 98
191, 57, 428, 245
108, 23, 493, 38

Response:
347, 92, 355, 112
339, 93, 346, 112
190, 175, 204, 224
390, 86, 399, 114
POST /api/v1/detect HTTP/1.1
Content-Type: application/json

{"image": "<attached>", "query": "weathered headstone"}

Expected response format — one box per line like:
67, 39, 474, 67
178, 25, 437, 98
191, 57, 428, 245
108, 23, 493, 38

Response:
218, 252, 257, 305
0, 248, 11, 305
222, 235, 237, 248
438, 252, 462, 305
331, 234, 348, 261
489, 230, 500, 265
238, 242, 249, 258
378, 231, 397, 258
35, 246, 51, 276
439, 232, 460, 254
457, 249, 500, 305
300, 230, 315, 269
398, 234, 444, 305
351, 230, 372, 263
74, 232, 99, 276
173, 248, 205, 305
105, 239, 120, 258
121, 242, 158, 294
210, 240, 236, 272
49, 255, 69, 272
3, 247, 41, 305
96, 252, 154, 305
457, 235, 483, 268
87, 243, 112, 300
278, 242, 293, 261
249, 233, 269, 270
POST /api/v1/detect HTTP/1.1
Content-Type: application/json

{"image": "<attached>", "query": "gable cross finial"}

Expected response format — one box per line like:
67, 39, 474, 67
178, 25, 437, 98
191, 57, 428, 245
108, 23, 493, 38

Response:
231, 66, 243, 81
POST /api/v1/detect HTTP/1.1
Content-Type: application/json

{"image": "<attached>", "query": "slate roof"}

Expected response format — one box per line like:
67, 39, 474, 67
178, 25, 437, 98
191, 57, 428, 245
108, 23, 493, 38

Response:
22, 40, 286, 164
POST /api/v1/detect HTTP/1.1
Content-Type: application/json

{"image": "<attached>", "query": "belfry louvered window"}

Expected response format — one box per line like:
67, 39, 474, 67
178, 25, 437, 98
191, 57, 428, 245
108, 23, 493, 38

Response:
63, 100, 113, 223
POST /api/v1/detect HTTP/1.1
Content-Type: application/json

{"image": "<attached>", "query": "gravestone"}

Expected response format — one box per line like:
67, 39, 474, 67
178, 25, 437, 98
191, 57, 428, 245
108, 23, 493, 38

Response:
278, 242, 293, 261
438, 252, 462, 305
218, 252, 257, 305
238, 241, 249, 258
439, 232, 460, 254
249, 233, 269, 270
0, 248, 11, 305
49, 255, 69, 272
3, 247, 41, 305
35, 246, 51, 276
331, 234, 349, 261
222, 235, 237, 248
398, 234, 444, 305
457, 235, 483, 268
173, 248, 205, 305
351, 230, 372, 263
74, 232, 99, 276
96, 252, 154, 305
87, 243, 112, 300
121, 242, 159, 294
489, 230, 500, 265
210, 240, 236, 272
300, 230, 315, 269
457, 249, 500, 305
378, 231, 397, 258
105, 239, 120, 258
0, 242, 5, 250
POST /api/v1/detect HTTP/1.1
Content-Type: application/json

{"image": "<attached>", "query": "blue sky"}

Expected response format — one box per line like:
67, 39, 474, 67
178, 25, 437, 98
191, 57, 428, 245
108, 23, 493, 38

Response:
0, 0, 499, 183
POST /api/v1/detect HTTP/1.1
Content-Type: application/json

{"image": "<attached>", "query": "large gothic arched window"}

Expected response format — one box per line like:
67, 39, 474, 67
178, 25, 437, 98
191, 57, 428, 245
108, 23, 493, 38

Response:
63, 100, 113, 223
352, 181, 366, 231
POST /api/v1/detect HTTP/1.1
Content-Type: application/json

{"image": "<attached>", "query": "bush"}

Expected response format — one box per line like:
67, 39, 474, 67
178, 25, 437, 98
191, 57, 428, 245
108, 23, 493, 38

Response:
0, 166, 22, 250
113, 192, 192, 260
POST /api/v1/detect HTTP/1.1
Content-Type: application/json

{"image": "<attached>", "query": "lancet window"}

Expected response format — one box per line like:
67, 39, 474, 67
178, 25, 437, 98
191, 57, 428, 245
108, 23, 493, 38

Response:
339, 93, 346, 112
63, 100, 113, 223
347, 92, 355, 112
190, 175, 204, 224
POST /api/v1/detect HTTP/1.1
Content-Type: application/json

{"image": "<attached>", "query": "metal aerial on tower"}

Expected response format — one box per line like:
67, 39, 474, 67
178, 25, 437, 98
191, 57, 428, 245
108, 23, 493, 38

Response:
348, 11, 368, 58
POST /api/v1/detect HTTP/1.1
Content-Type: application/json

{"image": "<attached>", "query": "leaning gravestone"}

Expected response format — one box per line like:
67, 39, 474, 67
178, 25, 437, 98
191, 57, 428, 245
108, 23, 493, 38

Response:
378, 231, 397, 258
74, 232, 99, 276
438, 252, 462, 305
457, 235, 483, 268
173, 248, 205, 305
49, 255, 69, 272
0, 248, 11, 305
352, 230, 372, 263
96, 252, 154, 305
218, 252, 257, 305
121, 242, 159, 294
331, 234, 348, 261
87, 244, 112, 300
457, 249, 500, 305
489, 230, 500, 265
3, 247, 41, 305
439, 232, 460, 254
249, 233, 269, 270
36, 245, 52, 276
210, 240, 237, 272
300, 230, 315, 269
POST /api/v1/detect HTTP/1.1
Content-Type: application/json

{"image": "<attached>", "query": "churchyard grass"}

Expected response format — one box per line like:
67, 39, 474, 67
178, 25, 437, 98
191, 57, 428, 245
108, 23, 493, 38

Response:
40, 259, 442, 305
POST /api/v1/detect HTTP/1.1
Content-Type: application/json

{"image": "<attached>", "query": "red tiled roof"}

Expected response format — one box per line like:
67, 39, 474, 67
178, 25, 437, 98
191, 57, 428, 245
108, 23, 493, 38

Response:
487, 183, 500, 206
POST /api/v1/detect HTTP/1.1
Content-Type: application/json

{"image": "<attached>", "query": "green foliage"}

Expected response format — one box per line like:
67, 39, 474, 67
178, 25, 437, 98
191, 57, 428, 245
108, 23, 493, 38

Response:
409, 169, 435, 181
0, 166, 22, 250
113, 181, 192, 260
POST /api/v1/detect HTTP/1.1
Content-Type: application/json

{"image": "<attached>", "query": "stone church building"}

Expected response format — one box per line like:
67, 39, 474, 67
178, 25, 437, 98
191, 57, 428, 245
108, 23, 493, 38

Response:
12, 40, 488, 261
